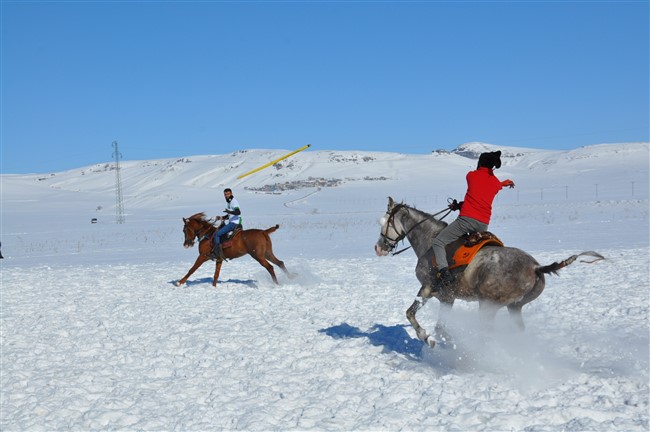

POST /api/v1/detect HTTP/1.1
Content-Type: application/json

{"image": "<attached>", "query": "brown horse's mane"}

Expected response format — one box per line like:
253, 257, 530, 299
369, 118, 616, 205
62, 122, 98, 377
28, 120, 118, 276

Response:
189, 212, 210, 223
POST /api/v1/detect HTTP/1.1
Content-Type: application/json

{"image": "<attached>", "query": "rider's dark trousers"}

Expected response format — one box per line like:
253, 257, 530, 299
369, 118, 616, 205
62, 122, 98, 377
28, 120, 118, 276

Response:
432, 216, 487, 269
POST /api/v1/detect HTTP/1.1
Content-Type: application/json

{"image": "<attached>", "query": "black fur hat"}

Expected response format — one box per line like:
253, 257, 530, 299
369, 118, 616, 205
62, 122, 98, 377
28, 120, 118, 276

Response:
477, 151, 502, 169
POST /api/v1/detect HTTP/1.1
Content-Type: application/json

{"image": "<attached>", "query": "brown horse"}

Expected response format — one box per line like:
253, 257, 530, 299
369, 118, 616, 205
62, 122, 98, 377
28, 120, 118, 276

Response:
176, 212, 290, 287
375, 197, 604, 348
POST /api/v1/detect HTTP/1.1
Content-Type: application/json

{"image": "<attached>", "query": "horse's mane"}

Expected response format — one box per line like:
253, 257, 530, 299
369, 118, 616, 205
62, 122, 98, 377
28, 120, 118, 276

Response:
403, 203, 432, 218
189, 212, 210, 223
397, 202, 448, 228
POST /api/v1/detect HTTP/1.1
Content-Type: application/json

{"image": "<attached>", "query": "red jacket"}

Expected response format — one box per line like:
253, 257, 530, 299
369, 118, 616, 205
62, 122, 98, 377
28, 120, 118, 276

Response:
459, 167, 503, 224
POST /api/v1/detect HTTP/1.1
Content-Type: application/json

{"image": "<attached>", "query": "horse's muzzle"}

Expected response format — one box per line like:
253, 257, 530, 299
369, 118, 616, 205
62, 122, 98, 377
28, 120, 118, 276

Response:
375, 243, 389, 257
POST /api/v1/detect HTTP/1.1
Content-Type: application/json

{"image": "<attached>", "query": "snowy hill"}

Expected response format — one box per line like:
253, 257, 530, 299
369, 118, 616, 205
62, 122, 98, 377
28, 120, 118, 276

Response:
4, 142, 648, 207
1, 142, 649, 431
2, 140, 648, 260
447, 141, 549, 159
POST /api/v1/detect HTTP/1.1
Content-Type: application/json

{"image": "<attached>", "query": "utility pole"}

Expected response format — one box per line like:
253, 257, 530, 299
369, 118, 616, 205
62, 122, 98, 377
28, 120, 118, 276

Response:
112, 141, 125, 224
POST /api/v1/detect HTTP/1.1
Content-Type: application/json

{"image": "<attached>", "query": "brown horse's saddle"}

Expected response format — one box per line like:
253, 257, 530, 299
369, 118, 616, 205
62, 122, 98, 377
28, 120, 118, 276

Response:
221, 225, 243, 249
431, 231, 504, 270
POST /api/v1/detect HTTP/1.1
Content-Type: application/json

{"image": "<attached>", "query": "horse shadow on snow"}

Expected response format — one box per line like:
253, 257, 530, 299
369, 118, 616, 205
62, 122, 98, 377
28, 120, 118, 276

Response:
319, 322, 535, 377
319, 323, 425, 360
170, 277, 257, 288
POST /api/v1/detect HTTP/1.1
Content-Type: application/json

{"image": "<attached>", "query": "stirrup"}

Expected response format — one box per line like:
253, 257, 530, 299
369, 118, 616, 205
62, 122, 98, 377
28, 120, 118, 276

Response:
431, 267, 453, 289
210, 244, 224, 261
438, 268, 454, 287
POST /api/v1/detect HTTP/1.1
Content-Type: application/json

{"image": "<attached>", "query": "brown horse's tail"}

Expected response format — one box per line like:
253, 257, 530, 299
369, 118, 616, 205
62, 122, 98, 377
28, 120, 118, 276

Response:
536, 251, 605, 276
265, 224, 280, 234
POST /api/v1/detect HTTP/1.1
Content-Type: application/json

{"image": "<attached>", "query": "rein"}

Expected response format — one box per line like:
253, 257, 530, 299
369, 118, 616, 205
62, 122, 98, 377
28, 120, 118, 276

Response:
385, 205, 453, 256
187, 220, 217, 242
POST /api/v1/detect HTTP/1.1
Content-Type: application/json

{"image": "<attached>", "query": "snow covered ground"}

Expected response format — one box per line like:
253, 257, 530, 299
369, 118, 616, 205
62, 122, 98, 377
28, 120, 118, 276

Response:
1, 142, 649, 430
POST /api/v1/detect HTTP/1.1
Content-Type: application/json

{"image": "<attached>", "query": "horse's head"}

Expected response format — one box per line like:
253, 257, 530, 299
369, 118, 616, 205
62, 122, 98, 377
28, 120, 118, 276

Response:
182, 217, 197, 248
182, 212, 210, 248
375, 197, 406, 256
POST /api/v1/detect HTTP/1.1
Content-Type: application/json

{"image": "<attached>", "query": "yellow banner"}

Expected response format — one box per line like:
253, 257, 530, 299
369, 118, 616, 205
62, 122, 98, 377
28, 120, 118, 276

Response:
237, 144, 311, 179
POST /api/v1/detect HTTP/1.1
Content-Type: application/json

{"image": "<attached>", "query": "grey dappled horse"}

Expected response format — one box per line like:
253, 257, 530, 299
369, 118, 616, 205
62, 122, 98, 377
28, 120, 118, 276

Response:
374, 197, 604, 348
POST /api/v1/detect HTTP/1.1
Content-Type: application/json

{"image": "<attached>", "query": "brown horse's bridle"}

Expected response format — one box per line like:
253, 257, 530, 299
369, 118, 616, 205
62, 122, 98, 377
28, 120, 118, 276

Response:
183, 221, 213, 247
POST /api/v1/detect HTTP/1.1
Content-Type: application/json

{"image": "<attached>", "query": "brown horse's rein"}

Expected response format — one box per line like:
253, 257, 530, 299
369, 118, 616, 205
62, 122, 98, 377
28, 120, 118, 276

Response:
188, 221, 215, 243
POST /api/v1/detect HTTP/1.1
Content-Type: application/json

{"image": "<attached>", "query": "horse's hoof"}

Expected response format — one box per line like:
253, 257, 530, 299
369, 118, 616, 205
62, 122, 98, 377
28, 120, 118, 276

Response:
434, 326, 453, 344
174, 281, 182, 287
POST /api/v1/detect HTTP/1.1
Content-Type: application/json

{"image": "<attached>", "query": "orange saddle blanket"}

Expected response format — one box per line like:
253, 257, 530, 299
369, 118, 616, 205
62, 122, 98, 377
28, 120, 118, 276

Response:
449, 232, 504, 270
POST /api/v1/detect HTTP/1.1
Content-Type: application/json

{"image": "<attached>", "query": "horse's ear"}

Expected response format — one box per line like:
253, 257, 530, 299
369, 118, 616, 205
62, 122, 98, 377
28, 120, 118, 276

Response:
388, 196, 394, 208
183, 217, 187, 223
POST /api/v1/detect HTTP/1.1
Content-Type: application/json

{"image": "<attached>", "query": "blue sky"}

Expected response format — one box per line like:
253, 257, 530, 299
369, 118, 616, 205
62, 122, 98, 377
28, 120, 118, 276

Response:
2, 1, 648, 174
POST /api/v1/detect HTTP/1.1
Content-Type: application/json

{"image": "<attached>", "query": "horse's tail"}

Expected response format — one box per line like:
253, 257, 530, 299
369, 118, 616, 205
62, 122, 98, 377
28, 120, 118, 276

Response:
265, 224, 280, 235
536, 251, 604, 276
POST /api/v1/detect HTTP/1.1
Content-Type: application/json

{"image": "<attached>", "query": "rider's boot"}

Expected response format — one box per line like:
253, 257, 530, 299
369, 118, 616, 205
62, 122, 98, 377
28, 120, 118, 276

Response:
438, 267, 454, 287
432, 267, 454, 290
210, 242, 224, 261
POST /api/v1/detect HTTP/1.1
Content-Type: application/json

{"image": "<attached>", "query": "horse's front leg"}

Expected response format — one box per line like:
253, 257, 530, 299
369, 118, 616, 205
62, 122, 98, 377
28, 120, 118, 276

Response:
478, 300, 499, 333
176, 255, 209, 286
434, 299, 455, 343
212, 260, 223, 287
406, 296, 435, 348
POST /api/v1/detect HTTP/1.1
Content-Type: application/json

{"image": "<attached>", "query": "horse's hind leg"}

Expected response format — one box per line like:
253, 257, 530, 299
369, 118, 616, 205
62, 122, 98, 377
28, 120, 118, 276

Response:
253, 255, 279, 285
507, 305, 525, 331
265, 249, 291, 277
507, 275, 545, 331
264, 241, 292, 277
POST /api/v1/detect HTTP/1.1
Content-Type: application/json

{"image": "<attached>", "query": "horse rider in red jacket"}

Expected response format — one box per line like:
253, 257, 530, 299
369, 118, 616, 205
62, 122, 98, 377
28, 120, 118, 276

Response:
432, 150, 515, 288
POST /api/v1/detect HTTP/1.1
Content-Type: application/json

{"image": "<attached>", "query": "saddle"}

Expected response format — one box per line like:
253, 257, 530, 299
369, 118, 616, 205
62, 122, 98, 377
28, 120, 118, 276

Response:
431, 231, 504, 271
449, 231, 504, 269
220, 225, 242, 249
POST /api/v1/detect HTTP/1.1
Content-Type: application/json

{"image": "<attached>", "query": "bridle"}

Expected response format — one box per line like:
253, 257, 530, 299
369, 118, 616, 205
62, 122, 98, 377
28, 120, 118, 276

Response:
378, 204, 409, 254
183, 220, 215, 246
378, 203, 452, 255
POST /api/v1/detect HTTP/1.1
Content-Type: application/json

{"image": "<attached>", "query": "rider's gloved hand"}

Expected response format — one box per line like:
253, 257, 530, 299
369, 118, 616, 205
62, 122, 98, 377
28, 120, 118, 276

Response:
448, 199, 463, 211
501, 179, 515, 188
